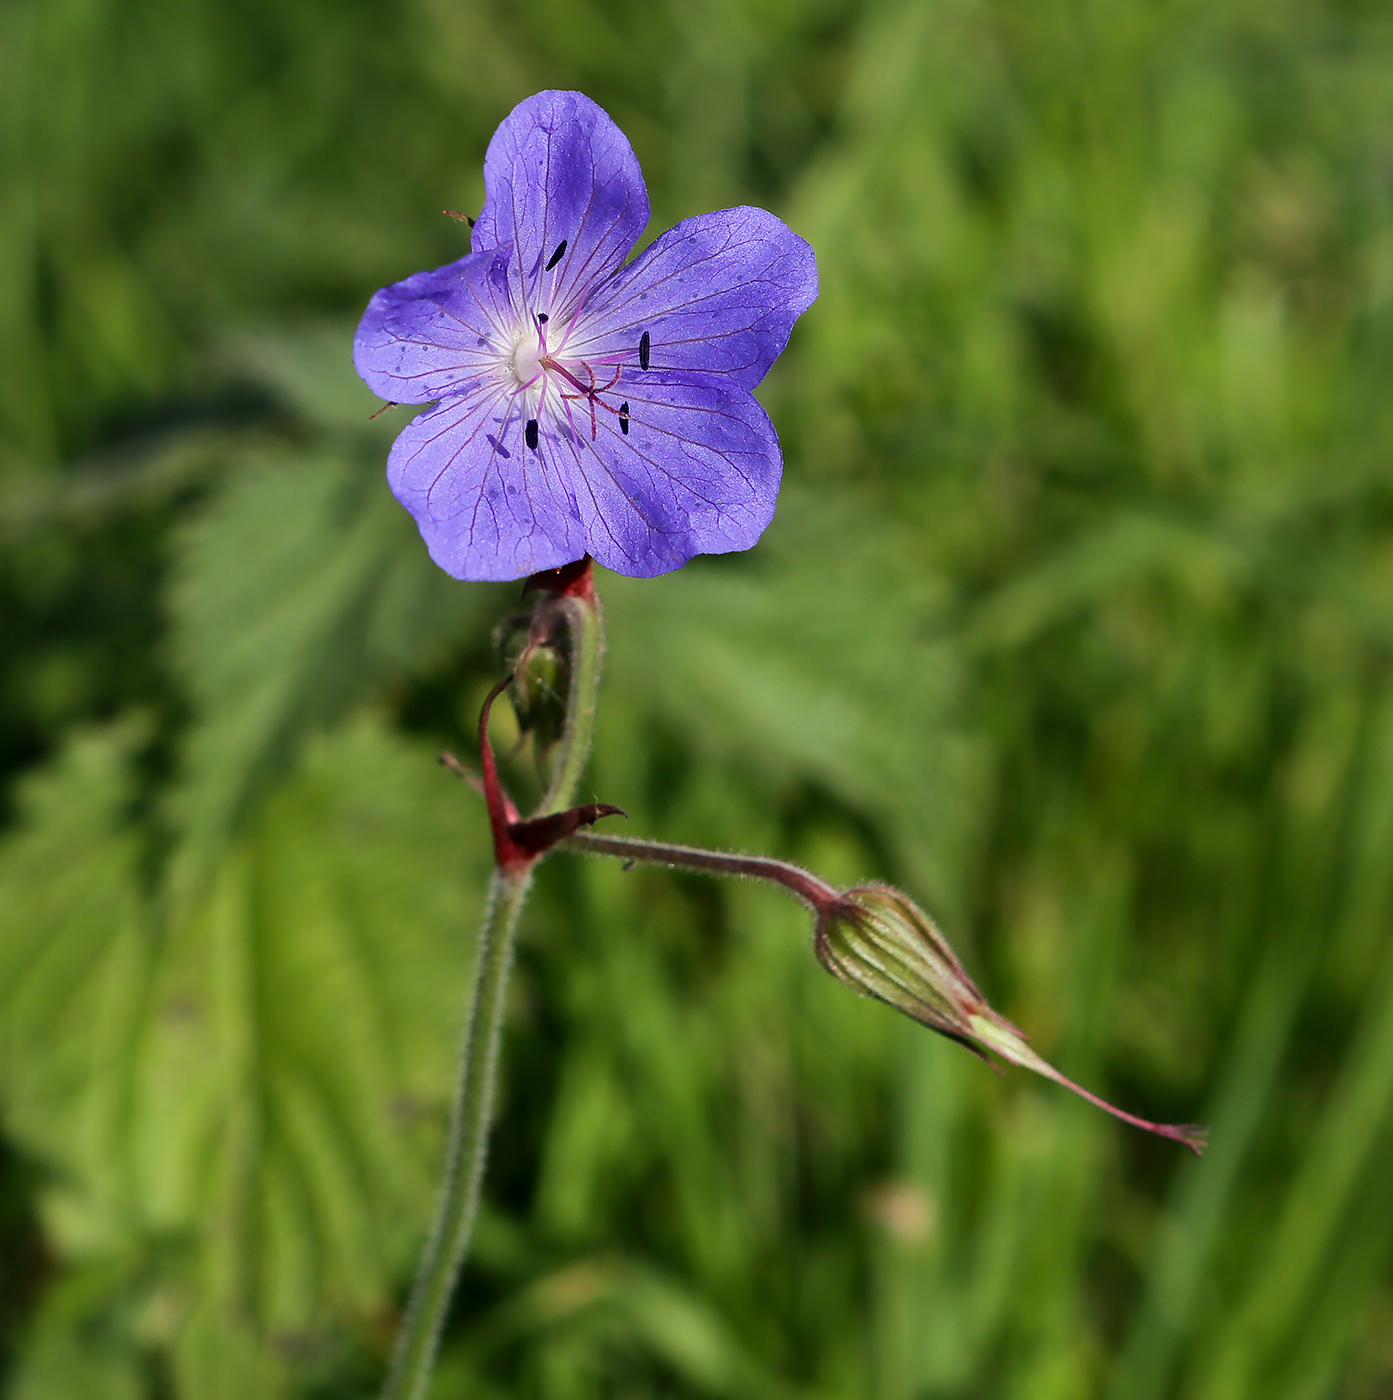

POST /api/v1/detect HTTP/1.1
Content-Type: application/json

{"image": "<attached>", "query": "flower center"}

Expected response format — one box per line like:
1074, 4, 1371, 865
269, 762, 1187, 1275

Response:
507, 327, 546, 388
500, 314, 631, 444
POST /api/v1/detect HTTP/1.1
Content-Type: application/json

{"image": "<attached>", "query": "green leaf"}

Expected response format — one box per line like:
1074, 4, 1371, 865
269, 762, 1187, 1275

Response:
130, 717, 488, 1337
165, 445, 493, 912
0, 715, 493, 1386
6, 1263, 148, 1400
0, 721, 149, 1257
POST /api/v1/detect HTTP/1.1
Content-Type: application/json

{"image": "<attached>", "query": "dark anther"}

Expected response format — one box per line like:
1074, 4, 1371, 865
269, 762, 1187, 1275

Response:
537, 312, 549, 323
619, 401, 630, 436
639, 331, 651, 370
525, 419, 539, 450
622, 860, 636, 872
545, 240, 568, 271
443, 209, 476, 227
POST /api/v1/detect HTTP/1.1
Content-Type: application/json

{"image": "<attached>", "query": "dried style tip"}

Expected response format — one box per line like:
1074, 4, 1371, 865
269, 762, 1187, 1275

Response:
815, 886, 1207, 1155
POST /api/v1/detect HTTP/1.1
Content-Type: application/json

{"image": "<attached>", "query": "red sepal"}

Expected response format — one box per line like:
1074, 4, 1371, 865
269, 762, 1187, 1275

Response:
477, 670, 621, 872
521, 555, 595, 603
506, 803, 627, 859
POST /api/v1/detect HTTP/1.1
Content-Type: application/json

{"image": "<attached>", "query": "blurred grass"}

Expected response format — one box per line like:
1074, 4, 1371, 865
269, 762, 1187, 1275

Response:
3, 0, 1393, 1397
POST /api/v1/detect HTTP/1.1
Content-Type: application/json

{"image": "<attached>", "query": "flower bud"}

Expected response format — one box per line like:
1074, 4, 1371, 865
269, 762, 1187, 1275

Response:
508, 637, 568, 754
814, 885, 997, 1054
815, 885, 1208, 1154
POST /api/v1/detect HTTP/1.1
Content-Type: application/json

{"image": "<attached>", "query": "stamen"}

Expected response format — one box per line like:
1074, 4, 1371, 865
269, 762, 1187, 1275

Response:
537, 313, 549, 323
545, 359, 601, 399
639, 331, 650, 371
619, 402, 629, 436
584, 363, 599, 438
559, 391, 585, 445
443, 209, 475, 227
547, 355, 626, 441
545, 240, 568, 271
525, 419, 539, 451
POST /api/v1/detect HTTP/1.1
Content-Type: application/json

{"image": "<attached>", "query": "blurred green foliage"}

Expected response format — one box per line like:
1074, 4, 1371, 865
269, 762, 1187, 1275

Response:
3, 0, 1393, 1396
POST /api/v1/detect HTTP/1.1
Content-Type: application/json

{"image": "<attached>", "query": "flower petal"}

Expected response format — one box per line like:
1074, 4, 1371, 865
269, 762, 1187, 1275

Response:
570, 206, 818, 390
353, 248, 516, 405
473, 91, 650, 323
386, 385, 587, 581
546, 371, 782, 577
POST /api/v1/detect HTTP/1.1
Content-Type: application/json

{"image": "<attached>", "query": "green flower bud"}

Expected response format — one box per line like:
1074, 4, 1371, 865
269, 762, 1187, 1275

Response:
814, 885, 999, 1055
509, 638, 568, 753
814, 885, 1208, 1154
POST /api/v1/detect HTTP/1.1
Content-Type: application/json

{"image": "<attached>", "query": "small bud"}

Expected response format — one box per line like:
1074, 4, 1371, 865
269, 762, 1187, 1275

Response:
509, 636, 569, 755
815, 886, 1208, 1154
815, 885, 997, 1054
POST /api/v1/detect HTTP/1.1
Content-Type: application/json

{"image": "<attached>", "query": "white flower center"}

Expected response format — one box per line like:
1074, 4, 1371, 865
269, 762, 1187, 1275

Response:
508, 328, 545, 389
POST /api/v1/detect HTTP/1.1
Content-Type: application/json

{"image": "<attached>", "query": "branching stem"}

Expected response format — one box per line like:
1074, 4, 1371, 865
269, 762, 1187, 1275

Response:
382, 582, 604, 1400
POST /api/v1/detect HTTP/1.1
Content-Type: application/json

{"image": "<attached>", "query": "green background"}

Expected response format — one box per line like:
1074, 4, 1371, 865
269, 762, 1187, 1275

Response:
3, 0, 1393, 1396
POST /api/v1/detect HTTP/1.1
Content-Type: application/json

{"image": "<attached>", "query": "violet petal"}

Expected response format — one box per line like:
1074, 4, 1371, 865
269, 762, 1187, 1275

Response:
552, 370, 782, 578
353, 248, 514, 405
473, 91, 650, 323
386, 386, 587, 581
576, 206, 818, 389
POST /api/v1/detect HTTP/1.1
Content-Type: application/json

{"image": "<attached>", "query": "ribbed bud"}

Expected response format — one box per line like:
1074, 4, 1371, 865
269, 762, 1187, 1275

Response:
814, 885, 999, 1053
814, 884, 1208, 1154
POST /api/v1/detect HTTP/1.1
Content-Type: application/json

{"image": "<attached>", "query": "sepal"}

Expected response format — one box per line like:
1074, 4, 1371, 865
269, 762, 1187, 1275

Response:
475, 670, 622, 873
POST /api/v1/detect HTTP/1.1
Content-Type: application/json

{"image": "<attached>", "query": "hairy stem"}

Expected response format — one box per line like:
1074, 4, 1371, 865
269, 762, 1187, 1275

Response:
565, 828, 839, 914
382, 867, 530, 1400
383, 587, 605, 1400
541, 592, 604, 816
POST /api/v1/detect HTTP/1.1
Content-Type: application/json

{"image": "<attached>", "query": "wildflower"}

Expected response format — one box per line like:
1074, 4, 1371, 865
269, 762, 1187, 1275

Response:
354, 91, 818, 581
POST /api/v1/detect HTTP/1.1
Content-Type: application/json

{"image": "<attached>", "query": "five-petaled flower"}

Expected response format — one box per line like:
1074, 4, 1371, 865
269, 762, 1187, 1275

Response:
353, 90, 818, 581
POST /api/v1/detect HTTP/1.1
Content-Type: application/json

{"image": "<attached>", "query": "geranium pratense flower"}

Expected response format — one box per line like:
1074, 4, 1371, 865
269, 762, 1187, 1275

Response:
354, 91, 818, 581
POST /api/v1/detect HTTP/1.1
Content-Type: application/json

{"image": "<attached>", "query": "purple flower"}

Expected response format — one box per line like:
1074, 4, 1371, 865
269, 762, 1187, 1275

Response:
353, 91, 818, 581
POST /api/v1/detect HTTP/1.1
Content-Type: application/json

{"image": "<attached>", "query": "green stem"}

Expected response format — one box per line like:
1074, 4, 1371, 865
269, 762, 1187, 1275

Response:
382, 867, 530, 1400
382, 588, 605, 1400
540, 592, 604, 816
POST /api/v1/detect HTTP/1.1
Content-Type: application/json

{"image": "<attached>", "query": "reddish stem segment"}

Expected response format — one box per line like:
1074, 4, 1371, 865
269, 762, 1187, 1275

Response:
564, 829, 840, 915
477, 675, 528, 871
476, 673, 621, 872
